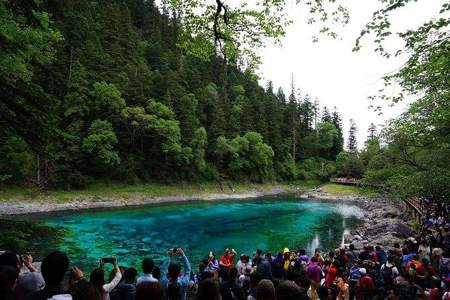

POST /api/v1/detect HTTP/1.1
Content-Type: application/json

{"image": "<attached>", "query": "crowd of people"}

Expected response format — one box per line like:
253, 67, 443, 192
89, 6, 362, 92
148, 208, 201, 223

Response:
1, 200, 449, 300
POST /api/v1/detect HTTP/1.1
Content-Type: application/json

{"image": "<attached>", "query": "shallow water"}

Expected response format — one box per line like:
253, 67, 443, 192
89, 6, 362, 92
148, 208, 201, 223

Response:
38, 198, 363, 271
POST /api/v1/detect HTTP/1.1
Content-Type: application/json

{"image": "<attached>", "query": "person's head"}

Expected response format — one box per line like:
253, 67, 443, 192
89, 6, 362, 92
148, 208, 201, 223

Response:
0, 252, 20, 271
256, 279, 275, 300
387, 256, 394, 264
276, 280, 303, 300
250, 271, 263, 288
349, 244, 355, 250
168, 263, 181, 281
315, 248, 321, 255
0, 265, 18, 297
197, 278, 220, 300
90, 268, 105, 293
167, 281, 180, 300
41, 251, 69, 286
299, 249, 306, 256
240, 254, 249, 264
142, 258, 155, 274
311, 256, 318, 263
124, 267, 137, 284
70, 280, 102, 300
136, 282, 165, 300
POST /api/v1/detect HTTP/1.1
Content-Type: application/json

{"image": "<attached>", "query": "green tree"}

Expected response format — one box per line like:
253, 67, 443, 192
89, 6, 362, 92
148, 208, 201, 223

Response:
82, 120, 120, 168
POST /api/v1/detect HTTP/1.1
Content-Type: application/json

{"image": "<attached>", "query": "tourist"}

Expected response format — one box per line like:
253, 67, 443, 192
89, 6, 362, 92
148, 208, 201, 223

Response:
196, 278, 220, 300
253, 250, 272, 281
137, 258, 158, 285
306, 256, 322, 300
380, 256, 398, 290
255, 279, 275, 300
219, 268, 245, 300
219, 248, 236, 279
70, 280, 102, 300
324, 261, 337, 288
247, 271, 263, 300
28, 251, 71, 300
236, 254, 251, 276
0, 252, 45, 300
110, 267, 137, 300
90, 257, 122, 300
204, 251, 219, 275
275, 280, 307, 300
160, 248, 191, 300
313, 248, 325, 267
0, 265, 18, 300
269, 253, 284, 279
356, 268, 375, 300
135, 282, 165, 300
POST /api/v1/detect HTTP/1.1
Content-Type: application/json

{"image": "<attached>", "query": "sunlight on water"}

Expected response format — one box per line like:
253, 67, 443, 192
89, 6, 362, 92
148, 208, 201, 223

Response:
36, 198, 362, 271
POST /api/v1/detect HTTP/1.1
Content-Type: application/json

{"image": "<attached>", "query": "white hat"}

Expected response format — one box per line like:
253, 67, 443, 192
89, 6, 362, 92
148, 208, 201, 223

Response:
359, 268, 367, 275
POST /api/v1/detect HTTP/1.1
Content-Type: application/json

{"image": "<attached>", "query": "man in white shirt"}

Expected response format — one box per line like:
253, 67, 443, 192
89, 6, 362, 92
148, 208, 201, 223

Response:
136, 258, 158, 285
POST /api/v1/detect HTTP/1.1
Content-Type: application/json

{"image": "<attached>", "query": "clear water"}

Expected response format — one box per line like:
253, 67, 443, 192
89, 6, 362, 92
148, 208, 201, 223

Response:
40, 198, 363, 272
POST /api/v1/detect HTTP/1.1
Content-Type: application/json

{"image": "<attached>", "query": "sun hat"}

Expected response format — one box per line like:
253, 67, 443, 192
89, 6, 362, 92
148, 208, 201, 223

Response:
283, 247, 290, 254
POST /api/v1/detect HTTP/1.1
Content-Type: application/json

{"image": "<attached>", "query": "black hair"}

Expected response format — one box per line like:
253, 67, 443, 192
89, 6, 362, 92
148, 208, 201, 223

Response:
299, 249, 306, 256
0, 252, 18, 270
124, 267, 137, 284
168, 263, 181, 281
142, 258, 155, 274
90, 268, 105, 294
197, 278, 220, 300
41, 251, 69, 286
0, 265, 19, 292
250, 271, 263, 287
70, 280, 102, 300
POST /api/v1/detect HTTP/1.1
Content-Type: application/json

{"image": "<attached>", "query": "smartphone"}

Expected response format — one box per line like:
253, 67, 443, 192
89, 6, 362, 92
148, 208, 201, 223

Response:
102, 257, 114, 264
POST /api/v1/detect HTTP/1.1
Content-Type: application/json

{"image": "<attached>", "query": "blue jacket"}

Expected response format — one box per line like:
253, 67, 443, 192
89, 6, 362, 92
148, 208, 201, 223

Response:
160, 255, 191, 300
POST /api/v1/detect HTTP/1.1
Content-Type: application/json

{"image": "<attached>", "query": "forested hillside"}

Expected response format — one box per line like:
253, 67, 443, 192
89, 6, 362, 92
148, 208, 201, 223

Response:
0, 0, 345, 189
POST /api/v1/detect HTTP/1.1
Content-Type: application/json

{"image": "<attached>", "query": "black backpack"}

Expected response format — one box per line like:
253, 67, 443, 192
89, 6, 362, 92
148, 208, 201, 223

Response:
381, 265, 394, 285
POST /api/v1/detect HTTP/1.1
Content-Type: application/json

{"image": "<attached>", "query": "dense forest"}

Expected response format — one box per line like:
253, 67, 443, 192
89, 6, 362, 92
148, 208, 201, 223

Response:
1, 0, 448, 201
0, 0, 347, 188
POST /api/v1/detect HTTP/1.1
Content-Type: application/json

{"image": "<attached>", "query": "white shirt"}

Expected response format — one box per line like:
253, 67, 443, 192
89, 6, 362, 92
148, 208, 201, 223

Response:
136, 273, 158, 285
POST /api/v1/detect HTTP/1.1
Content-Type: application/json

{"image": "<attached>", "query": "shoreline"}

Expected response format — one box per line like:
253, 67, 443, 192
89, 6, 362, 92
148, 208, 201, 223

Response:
0, 188, 291, 217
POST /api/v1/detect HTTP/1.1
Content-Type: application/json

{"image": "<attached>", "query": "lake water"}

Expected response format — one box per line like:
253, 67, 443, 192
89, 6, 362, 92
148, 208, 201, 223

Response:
40, 198, 363, 271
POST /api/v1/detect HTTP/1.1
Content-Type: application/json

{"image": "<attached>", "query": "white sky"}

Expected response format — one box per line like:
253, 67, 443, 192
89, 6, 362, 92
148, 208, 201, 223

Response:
258, 0, 443, 149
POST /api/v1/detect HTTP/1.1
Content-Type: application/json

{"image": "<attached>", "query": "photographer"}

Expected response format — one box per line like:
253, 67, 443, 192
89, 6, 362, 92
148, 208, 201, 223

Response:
90, 258, 122, 300
160, 248, 191, 300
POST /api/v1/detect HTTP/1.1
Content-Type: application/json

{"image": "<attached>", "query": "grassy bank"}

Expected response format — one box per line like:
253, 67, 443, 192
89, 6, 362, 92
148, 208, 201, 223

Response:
321, 183, 380, 197
0, 180, 320, 203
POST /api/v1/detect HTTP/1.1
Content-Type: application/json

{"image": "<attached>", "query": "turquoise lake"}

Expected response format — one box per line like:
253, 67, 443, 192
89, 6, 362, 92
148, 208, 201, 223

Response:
40, 198, 363, 272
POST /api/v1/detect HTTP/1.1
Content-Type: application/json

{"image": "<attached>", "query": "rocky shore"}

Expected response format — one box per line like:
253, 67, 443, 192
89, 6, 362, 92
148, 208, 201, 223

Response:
302, 189, 417, 250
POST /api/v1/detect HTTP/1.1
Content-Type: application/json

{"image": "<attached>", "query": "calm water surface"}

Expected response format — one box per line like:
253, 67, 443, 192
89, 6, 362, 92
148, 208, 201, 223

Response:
39, 198, 363, 271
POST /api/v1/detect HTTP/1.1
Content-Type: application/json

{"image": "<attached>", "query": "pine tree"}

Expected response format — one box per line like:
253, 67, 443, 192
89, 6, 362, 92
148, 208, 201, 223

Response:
347, 119, 358, 152
366, 123, 378, 145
